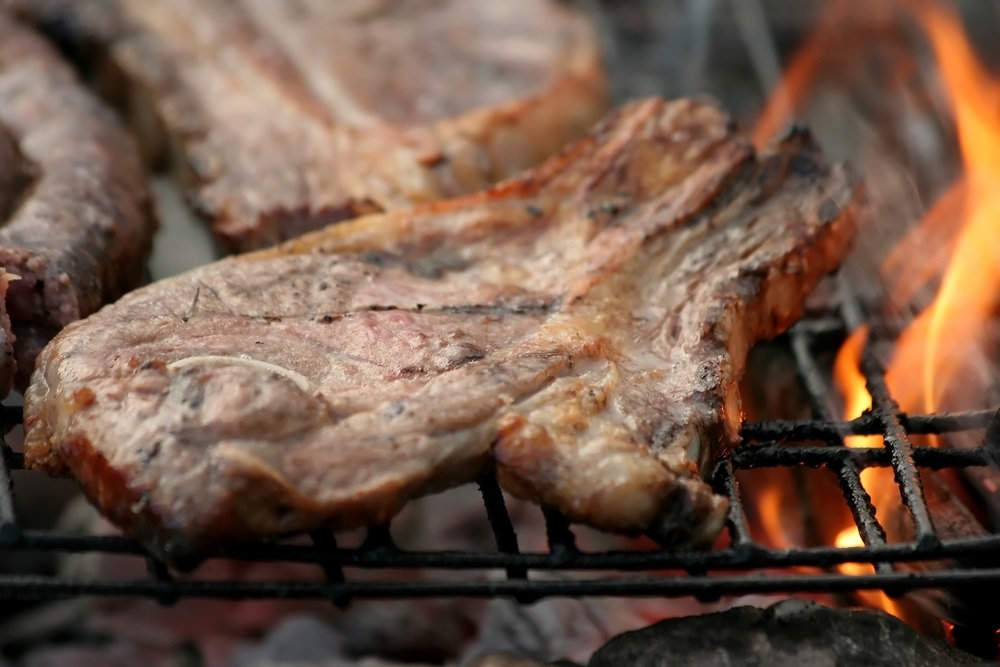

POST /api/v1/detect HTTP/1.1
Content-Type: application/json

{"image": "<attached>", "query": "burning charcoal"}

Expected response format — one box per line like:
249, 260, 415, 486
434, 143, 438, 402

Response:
588, 600, 987, 667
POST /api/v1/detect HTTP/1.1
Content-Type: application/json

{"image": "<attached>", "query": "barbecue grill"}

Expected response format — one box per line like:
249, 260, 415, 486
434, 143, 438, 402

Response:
1, 286, 998, 630
2, 0, 1000, 661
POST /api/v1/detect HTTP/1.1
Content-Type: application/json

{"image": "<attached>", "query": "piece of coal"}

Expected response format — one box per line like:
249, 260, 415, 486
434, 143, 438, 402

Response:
588, 600, 987, 667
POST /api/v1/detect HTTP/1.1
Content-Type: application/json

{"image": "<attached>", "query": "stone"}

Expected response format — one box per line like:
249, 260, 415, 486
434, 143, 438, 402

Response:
588, 600, 987, 667
465, 653, 580, 667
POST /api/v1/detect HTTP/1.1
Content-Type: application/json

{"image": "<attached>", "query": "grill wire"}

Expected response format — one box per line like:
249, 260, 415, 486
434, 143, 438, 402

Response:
1, 292, 999, 612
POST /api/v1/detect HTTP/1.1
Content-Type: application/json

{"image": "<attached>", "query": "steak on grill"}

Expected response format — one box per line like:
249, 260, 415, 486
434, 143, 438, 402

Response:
6, 0, 609, 253
0, 15, 157, 396
24, 98, 861, 566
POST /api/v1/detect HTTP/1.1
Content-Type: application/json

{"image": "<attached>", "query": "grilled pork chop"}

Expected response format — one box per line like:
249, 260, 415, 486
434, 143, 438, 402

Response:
24, 98, 860, 566
0, 15, 156, 396
6, 0, 609, 253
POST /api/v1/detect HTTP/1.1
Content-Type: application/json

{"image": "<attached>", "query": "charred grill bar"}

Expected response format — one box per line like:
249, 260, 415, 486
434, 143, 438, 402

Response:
0, 301, 999, 605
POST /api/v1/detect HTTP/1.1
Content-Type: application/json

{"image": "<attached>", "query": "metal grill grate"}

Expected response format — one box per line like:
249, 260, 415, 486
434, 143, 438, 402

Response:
1, 301, 999, 607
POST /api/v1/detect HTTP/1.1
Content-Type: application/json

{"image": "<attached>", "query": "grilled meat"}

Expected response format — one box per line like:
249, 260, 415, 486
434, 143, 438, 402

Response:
24, 98, 860, 566
0, 15, 157, 396
6, 0, 609, 253
0, 270, 15, 398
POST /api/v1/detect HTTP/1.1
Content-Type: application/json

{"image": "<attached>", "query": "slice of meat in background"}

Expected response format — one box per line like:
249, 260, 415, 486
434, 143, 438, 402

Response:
4, 0, 610, 253
22, 97, 861, 566
0, 15, 158, 397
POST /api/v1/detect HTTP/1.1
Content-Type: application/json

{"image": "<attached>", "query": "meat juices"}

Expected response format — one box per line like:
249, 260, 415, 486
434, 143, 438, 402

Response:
23, 98, 861, 566
0, 15, 157, 396
6, 0, 610, 252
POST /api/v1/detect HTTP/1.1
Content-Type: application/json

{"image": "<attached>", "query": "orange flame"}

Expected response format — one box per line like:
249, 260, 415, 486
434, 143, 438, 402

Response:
832, 327, 877, 450
826, 0, 1000, 624
751, 0, 903, 149
760, 0, 1000, 625
906, 1, 1000, 413
752, 0, 851, 148
832, 328, 904, 620
837, 1, 1000, 417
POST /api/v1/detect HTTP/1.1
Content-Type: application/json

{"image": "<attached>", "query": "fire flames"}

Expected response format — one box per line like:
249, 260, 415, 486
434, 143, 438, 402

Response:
756, 0, 1000, 625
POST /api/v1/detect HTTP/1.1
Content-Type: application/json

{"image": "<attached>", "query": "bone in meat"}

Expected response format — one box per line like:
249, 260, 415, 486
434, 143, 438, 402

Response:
23, 98, 860, 566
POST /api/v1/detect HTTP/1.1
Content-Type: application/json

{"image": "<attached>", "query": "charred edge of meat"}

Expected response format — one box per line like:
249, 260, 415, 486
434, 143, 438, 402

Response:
646, 133, 861, 548
203, 199, 388, 257
57, 431, 203, 571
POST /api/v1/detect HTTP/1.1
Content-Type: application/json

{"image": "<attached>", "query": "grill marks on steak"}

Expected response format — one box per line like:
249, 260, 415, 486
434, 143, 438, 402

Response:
0, 16, 157, 396
23, 99, 860, 565
7, 0, 609, 253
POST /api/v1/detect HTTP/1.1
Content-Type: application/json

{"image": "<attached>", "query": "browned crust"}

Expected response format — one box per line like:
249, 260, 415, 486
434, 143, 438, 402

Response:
0, 15, 158, 394
22, 99, 861, 565
7, 0, 610, 254
490, 128, 861, 548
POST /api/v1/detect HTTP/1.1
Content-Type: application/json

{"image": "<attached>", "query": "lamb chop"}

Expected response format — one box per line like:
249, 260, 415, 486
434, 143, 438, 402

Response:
4, 0, 609, 253
0, 15, 157, 397
24, 98, 861, 566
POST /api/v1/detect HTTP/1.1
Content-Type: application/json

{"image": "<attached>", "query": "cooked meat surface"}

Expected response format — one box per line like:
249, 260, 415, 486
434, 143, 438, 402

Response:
24, 98, 860, 566
6, 0, 609, 253
0, 271, 15, 398
0, 15, 157, 396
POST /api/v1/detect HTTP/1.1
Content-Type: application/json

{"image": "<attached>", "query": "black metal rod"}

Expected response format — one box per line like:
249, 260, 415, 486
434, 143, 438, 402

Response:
361, 526, 395, 551
4, 569, 1000, 601
733, 443, 993, 469
309, 531, 345, 583
741, 410, 995, 443
542, 507, 578, 556
733, 443, 854, 468
791, 319, 890, 572
144, 556, 179, 606
832, 459, 892, 574
476, 472, 527, 581
714, 461, 753, 547
983, 408, 1000, 465
860, 350, 938, 548
309, 531, 351, 607
15, 530, 1000, 572
790, 329, 839, 422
